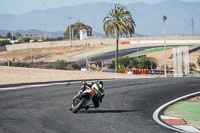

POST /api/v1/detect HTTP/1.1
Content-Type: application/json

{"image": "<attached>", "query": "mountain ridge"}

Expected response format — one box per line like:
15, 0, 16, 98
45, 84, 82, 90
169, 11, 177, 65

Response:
0, 0, 199, 36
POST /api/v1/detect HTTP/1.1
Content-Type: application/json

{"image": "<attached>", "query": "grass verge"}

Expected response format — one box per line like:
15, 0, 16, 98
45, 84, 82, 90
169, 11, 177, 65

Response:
164, 101, 200, 129
127, 47, 173, 57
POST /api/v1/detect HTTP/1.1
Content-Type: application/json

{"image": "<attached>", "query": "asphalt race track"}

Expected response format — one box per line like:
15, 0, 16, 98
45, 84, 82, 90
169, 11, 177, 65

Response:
0, 78, 199, 133
89, 46, 160, 62
87, 45, 186, 62
78, 46, 162, 63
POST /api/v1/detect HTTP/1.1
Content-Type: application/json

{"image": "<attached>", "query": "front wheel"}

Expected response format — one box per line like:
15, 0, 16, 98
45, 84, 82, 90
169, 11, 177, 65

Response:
72, 98, 87, 113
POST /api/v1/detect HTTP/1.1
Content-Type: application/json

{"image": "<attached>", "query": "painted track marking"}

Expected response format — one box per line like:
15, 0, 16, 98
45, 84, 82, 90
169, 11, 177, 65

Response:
153, 91, 200, 133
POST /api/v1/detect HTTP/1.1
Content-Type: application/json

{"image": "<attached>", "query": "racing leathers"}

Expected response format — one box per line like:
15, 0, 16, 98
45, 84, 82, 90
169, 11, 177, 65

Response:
74, 80, 104, 110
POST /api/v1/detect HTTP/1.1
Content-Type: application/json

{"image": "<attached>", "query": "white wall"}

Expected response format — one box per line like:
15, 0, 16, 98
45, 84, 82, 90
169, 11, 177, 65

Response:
0, 36, 199, 52
80, 30, 88, 40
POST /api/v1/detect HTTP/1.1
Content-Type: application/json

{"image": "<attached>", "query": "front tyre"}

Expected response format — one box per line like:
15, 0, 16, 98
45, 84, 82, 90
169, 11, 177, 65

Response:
72, 98, 87, 113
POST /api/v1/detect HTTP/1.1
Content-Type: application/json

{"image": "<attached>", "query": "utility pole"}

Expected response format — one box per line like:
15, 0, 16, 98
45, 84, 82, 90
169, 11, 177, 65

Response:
72, 28, 74, 40
137, 40, 140, 59
163, 16, 167, 78
191, 17, 195, 36
11, 32, 14, 40
44, 29, 47, 40
68, 17, 72, 47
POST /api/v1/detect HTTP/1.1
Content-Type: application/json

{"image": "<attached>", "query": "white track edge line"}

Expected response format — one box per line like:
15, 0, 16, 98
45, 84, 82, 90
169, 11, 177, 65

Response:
0, 79, 114, 91
153, 91, 200, 133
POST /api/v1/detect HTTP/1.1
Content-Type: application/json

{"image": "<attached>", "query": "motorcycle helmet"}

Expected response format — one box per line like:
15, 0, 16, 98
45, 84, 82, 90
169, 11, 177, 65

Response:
97, 80, 103, 89
82, 80, 86, 85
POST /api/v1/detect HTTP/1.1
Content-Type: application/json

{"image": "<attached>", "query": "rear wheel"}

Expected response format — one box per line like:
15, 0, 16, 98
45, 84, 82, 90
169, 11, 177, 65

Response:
72, 98, 87, 113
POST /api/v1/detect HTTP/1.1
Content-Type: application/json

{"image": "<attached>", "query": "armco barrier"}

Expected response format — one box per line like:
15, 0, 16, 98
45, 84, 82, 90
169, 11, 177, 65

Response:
126, 69, 168, 75
120, 41, 130, 45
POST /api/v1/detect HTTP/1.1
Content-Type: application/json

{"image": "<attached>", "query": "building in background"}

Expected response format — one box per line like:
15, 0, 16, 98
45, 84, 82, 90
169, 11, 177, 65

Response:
80, 29, 88, 40
80, 29, 96, 40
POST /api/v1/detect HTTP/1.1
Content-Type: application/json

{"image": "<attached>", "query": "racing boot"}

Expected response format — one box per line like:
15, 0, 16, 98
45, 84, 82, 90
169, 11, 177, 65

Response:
85, 104, 95, 110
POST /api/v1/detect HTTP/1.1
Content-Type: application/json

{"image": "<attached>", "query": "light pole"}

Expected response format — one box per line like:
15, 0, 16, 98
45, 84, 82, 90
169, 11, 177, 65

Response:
163, 16, 167, 78
68, 17, 72, 47
137, 40, 140, 59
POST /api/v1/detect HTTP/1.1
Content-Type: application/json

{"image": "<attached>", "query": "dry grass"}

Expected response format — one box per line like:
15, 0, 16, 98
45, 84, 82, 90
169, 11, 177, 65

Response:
0, 45, 99, 62
188, 96, 200, 104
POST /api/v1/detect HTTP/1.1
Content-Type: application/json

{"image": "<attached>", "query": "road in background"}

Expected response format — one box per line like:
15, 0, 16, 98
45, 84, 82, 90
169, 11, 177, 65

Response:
0, 78, 199, 133
86, 46, 161, 62
81, 45, 192, 62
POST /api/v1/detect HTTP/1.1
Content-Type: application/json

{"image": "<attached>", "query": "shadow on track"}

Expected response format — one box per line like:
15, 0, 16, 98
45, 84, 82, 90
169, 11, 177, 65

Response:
86, 109, 140, 114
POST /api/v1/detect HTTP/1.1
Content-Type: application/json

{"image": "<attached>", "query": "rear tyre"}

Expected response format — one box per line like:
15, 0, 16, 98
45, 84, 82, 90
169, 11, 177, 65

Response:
72, 98, 87, 113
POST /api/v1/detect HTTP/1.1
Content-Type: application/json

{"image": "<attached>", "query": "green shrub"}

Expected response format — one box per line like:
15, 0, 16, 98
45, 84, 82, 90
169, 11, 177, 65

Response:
2, 62, 9, 66
129, 58, 139, 68
13, 62, 30, 67
0, 40, 12, 46
197, 55, 200, 67
107, 56, 157, 71
118, 64, 127, 73
107, 61, 115, 69
108, 56, 131, 69
2, 61, 30, 67
138, 56, 157, 69
189, 63, 196, 71
53, 60, 67, 70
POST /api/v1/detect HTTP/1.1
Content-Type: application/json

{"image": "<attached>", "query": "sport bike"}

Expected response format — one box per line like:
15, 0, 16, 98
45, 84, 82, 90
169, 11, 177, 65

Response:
71, 88, 95, 113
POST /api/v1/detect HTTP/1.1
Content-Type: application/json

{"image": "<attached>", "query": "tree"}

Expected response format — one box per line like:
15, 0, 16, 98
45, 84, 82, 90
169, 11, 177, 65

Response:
0, 40, 11, 46
6, 32, 12, 39
15, 32, 21, 40
64, 22, 92, 40
103, 4, 136, 73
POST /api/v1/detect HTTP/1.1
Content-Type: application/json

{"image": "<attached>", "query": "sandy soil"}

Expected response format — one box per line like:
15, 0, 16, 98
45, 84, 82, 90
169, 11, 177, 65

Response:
0, 43, 156, 63
147, 47, 200, 70
0, 44, 199, 85
0, 66, 161, 85
0, 45, 101, 63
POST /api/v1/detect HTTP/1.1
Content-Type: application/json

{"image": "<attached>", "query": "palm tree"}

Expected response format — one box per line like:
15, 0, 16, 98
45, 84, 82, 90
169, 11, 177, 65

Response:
103, 4, 136, 73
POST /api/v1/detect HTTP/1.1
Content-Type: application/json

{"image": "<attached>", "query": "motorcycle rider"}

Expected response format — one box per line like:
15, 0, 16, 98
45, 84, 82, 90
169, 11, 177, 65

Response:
72, 80, 104, 110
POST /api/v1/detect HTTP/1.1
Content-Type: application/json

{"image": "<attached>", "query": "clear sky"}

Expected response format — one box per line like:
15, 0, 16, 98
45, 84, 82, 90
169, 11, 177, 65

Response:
1, 0, 200, 15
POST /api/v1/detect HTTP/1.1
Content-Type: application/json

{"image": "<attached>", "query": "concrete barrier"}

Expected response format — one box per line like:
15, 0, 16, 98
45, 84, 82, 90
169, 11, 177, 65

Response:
0, 36, 199, 52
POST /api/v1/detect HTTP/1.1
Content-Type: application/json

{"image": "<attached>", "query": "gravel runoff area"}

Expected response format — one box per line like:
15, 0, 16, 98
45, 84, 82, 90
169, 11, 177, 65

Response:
0, 66, 162, 85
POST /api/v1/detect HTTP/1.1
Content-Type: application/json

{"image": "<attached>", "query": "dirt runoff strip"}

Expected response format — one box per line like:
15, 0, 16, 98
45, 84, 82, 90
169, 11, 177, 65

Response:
0, 66, 162, 85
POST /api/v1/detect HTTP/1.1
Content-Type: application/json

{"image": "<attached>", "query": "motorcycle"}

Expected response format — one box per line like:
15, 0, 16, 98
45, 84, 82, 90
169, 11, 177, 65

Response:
71, 87, 95, 113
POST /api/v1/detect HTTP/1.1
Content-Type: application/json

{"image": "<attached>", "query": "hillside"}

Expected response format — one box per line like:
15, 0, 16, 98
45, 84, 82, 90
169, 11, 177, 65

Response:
0, 0, 199, 36
0, 29, 64, 38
